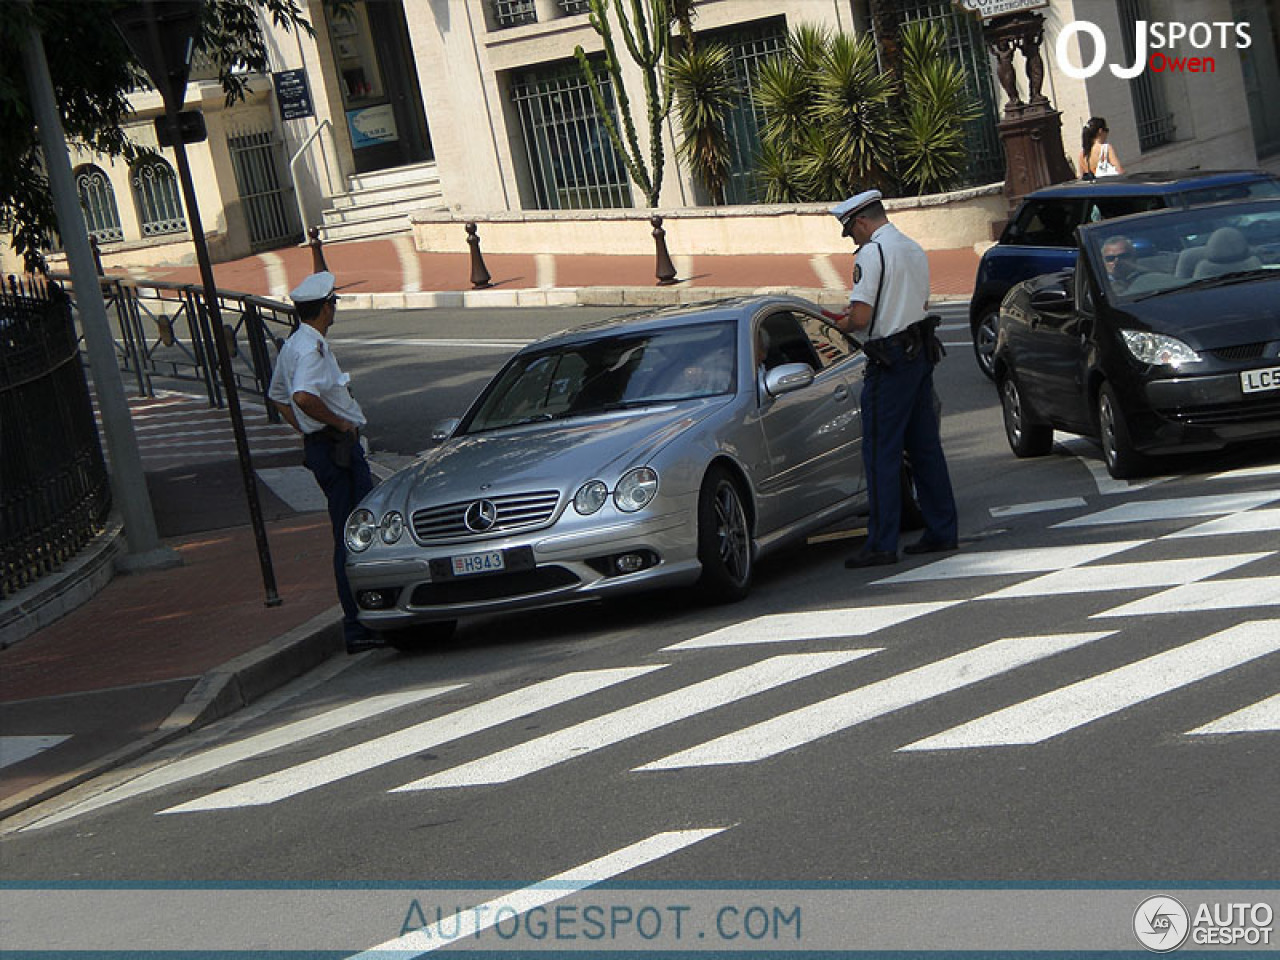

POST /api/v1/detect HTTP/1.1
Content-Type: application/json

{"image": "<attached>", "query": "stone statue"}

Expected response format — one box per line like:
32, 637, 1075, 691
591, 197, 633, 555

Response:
994, 36, 1021, 106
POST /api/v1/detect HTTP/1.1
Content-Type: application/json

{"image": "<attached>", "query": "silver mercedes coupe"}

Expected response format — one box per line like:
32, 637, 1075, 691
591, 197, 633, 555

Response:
344, 295, 869, 642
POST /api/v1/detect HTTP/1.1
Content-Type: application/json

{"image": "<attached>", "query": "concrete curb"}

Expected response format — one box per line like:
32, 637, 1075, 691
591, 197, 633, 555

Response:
0, 606, 343, 823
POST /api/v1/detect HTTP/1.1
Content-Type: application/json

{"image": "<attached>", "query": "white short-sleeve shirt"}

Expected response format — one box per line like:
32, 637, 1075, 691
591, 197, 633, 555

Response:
850, 222, 931, 341
267, 323, 366, 435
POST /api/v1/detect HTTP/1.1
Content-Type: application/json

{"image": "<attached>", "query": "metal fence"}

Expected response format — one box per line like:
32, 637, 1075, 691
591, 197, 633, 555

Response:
228, 130, 299, 251
1, 276, 111, 600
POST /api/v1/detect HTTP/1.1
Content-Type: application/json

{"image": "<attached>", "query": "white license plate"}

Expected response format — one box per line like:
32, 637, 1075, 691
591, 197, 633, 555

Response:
451, 550, 505, 577
1241, 366, 1280, 394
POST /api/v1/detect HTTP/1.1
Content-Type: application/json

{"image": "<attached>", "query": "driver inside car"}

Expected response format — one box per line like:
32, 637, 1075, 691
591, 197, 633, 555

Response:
1101, 235, 1146, 294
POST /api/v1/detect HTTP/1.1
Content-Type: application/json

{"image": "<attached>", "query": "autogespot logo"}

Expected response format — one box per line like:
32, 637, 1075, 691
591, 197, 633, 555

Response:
1134, 895, 1191, 953
1056, 20, 1252, 79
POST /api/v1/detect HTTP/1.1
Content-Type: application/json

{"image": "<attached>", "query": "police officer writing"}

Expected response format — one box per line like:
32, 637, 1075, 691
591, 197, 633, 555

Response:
268, 271, 380, 653
828, 190, 959, 568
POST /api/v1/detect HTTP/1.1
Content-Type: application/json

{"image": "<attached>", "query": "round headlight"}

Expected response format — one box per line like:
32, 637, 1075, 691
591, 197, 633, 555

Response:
345, 509, 377, 552
614, 467, 658, 513
574, 480, 609, 515
379, 511, 404, 544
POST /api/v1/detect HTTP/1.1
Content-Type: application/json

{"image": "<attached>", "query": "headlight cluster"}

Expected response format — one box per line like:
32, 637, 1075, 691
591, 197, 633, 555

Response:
572, 467, 660, 516
345, 509, 405, 552
1120, 330, 1201, 368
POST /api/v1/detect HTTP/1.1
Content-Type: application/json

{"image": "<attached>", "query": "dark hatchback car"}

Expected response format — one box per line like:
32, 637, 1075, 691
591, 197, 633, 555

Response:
993, 198, 1280, 479
971, 171, 1280, 378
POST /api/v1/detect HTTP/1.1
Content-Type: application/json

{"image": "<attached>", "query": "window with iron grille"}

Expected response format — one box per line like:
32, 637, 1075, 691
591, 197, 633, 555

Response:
558, 0, 591, 14
492, 0, 537, 29
1118, 0, 1176, 149
708, 17, 788, 205
130, 156, 187, 237
510, 60, 633, 210
74, 165, 123, 243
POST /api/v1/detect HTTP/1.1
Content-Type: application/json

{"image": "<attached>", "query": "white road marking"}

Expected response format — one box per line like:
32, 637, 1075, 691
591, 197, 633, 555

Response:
636, 633, 1111, 770
976, 554, 1269, 600
535, 253, 556, 289
901, 621, 1280, 750
1053, 437, 1171, 495
1209, 463, 1280, 480
345, 829, 726, 958
256, 466, 327, 512
810, 254, 844, 290
1164, 508, 1280, 538
664, 603, 961, 650
874, 542, 1147, 584
393, 651, 872, 791
161, 667, 661, 813
1094, 576, 1280, 617
1187, 693, 1280, 735
1054, 492, 1280, 528
0, 736, 71, 770
392, 235, 421, 293
989, 498, 1087, 518
27, 686, 463, 831
258, 251, 289, 299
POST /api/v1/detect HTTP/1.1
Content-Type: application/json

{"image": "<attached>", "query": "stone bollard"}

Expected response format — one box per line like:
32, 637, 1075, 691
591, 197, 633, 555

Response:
651, 215, 677, 286
308, 226, 329, 273
466, 222, 493, 289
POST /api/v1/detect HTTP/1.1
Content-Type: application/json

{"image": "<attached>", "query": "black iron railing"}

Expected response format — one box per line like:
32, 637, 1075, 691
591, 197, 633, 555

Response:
1, 277, 111, 599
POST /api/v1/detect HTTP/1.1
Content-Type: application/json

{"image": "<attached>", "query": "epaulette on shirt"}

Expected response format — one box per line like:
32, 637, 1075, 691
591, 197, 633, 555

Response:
316, 341, 325, 357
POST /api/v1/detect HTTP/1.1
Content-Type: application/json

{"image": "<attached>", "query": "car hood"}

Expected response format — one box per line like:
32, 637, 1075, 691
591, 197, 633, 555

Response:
1115, 276, 1280, 350
374, 400, 731, 508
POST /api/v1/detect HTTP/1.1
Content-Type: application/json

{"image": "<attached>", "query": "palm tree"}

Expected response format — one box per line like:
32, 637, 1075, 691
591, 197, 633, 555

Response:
896, 20, 980, 194
671, 43, 738, 204
814, 32, 898, 193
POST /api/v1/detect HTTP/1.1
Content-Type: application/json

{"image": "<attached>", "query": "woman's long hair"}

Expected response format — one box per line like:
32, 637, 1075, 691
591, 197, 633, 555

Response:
1082, 116, 1107, 154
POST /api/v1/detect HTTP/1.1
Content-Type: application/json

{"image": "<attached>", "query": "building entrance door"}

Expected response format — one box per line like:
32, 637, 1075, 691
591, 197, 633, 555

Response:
328, 0, 432, 174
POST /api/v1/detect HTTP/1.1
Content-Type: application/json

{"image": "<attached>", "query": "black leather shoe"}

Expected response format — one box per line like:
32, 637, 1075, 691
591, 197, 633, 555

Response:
345, 632, 386, 654
903, 538, 958, 555
844, 550, 899, 569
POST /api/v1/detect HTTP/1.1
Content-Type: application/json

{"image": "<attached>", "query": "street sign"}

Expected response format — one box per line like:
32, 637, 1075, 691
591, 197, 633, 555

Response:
273, 69, 315, 121
154, 110, 207, 147
955, 0, 1048, 18
112, 0, 204, 111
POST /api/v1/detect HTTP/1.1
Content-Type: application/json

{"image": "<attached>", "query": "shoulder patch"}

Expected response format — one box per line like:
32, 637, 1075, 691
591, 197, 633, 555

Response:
853, 263, 862, 284
315, 341, 325, 357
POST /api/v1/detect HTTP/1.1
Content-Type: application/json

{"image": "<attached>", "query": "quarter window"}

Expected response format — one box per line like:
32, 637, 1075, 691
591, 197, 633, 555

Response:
1007, 200, 1081, 247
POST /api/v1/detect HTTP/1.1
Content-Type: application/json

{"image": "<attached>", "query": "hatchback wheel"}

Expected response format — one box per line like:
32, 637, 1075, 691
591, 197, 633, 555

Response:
1097, 382, 1148, 479
972, 307, 999, 380
1000, 375, 1053, 457
697, 466, 752, 603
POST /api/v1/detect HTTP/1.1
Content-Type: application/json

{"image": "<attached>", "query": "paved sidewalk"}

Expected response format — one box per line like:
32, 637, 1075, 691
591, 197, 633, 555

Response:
0, 234, 979, 827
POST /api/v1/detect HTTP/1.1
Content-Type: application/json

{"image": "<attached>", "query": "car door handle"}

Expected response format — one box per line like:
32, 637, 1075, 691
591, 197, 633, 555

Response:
833, 385, 849, 402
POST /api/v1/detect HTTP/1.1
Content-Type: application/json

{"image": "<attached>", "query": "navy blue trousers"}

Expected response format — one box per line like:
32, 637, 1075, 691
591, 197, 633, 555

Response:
304, 435, 374, 643
861, 341, 958, 555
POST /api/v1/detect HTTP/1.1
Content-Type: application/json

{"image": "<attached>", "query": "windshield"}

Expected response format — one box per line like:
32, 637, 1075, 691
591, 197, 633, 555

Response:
1088, 200, 1280, 302
462, 320, 737, 434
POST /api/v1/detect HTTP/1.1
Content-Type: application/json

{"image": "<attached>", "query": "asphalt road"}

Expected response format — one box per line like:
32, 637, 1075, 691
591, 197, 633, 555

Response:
5, 301, 1278, 954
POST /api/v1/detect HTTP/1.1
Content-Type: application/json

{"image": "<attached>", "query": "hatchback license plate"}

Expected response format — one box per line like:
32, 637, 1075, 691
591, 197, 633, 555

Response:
1242, 366, 1280, 394
451, 550, 505, 577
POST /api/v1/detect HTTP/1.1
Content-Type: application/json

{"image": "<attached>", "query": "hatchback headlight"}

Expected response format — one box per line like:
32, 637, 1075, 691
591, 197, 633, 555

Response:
379, 511, 404, 544
614, 467, 658, 513
1120, 330, 1201, 368
345, 509, 377, 552
574, 480, 609, 515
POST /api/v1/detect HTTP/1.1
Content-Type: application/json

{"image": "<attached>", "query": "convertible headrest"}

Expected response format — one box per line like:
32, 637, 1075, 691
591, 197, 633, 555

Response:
1205, 227, 1249, 263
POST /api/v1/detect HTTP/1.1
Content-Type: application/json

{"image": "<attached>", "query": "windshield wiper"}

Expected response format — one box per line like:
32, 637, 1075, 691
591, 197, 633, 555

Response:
1133, 267, 1277, 301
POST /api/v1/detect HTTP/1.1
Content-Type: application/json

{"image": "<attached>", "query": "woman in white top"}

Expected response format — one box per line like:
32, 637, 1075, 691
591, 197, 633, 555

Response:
1079, 116, 1124, 178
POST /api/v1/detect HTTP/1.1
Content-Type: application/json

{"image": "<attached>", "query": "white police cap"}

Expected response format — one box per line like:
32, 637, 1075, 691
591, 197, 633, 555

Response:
289, 271, 336, 304
830, 189, 883, 224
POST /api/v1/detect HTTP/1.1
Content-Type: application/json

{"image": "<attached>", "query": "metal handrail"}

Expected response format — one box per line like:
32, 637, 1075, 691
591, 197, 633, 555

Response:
289, 119, 335, 237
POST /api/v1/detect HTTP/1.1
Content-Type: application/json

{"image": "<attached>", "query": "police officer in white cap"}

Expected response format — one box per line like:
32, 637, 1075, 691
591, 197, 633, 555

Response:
828, 190, 958, 568
268, 272, 379, 652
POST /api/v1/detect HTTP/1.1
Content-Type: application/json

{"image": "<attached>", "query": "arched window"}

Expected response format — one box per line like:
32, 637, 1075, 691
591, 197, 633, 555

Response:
74, 164, 123, 243
130, 156, 187, 237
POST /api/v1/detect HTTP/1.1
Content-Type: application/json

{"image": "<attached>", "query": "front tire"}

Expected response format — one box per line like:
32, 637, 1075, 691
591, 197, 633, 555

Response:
972, 306, 999, 380
696, 466, 753, 603
381, 619, 458, 652
1000, 375, 1053, 457
1097, 382, 1148, 479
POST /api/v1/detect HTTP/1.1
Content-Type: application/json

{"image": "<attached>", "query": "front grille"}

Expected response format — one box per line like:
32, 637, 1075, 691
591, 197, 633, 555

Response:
1209, 343, 1268, 361
411, 491, 560, 543
1168, 395, 1280, 425
409, 567, 579, 605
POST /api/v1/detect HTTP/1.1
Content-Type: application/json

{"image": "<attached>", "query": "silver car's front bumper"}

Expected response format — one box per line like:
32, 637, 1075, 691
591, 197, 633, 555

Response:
346, 508, 702, 628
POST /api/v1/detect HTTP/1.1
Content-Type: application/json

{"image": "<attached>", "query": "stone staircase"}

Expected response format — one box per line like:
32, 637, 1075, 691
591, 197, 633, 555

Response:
319, 161, 446, 243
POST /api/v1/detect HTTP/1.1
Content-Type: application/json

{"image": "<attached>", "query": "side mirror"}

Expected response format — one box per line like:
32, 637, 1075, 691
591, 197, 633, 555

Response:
764, 362, 814, 397
430, 418, 460, 444
1030, 286, 1075, 316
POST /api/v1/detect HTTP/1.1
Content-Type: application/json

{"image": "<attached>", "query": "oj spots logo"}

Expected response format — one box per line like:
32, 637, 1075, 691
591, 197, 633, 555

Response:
1134, 896, 1190, 953
1056, 20, 1251, 78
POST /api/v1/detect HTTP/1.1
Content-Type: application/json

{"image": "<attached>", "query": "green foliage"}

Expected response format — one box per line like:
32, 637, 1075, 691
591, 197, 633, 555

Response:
670, 42, 736, 204
0, 0, 311, 272
574, 0, 671, 208
896, 20, 980, 195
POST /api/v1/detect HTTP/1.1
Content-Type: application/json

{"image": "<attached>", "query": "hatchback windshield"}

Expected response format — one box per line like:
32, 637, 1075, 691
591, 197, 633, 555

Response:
463, 320, 737, 434
1088, 200, 1280, 302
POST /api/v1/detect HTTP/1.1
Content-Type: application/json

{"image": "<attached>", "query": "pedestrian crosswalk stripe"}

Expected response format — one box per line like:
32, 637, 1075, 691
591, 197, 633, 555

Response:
393, 651, 873, 792
664, 603, 961, 650
161, 667, 662, 814
975, 554, 1268, 600
1209, 463, 1280, 480
347, 828, 727, 958
635, 633, 1111, 771
1094, 576, 1280, 618
1053, 491, 1280, 528
0, 736, 71, 771
875, 542, 1147, 584
1186, 693, 1280, 735
1165, 509, 1280, 538
899, 621, 1280, 751
989, 498, 1088, 518
28, 686, 465, 830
